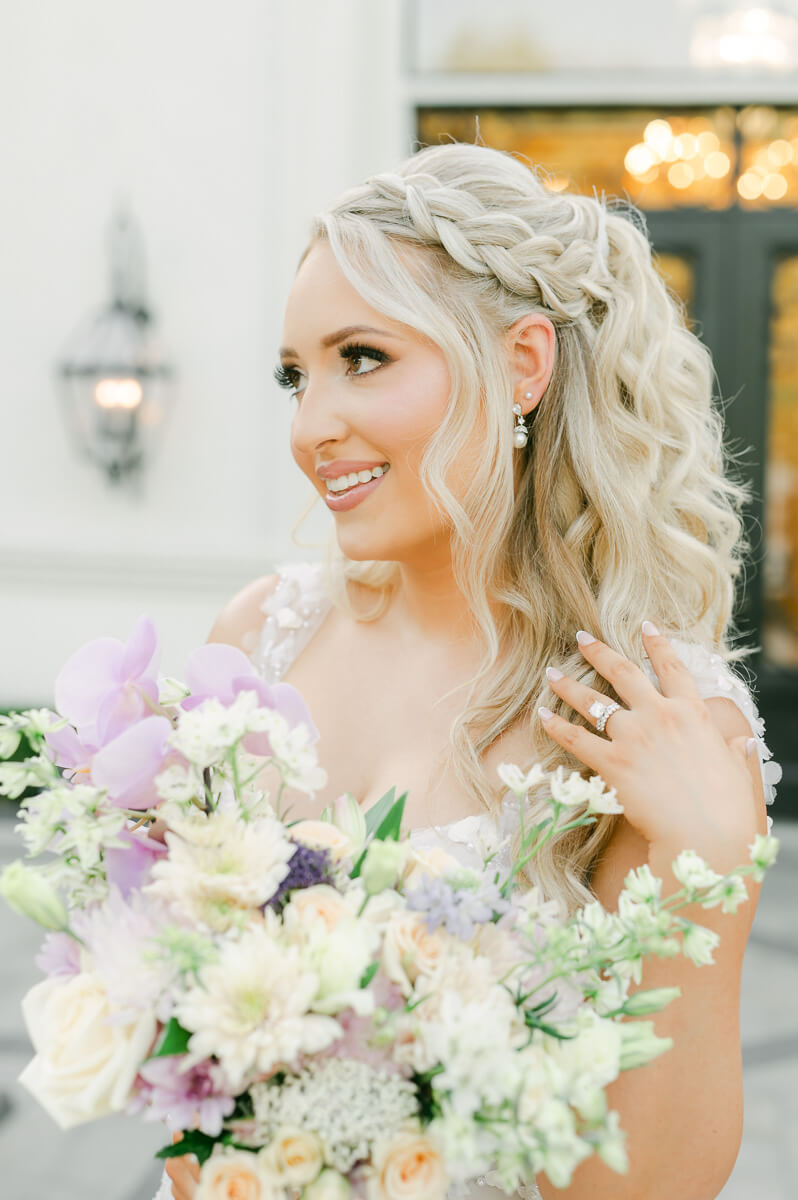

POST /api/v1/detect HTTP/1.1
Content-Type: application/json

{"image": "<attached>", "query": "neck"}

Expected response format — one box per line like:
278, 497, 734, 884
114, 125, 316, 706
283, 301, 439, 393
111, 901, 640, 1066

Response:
387, 550, 485, 648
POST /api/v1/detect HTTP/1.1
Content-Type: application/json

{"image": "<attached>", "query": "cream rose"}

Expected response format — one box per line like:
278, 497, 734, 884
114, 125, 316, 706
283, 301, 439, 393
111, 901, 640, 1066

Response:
283, 884, 352, 934
262, 1126, 324, 1186
196, 1150, 275, 1200
382, 912, 449, 995
402, 847, 461, 890
18, 972, 156, 1128
290, 820, 354, 862
305, 1167, 352, 1200
369, 1131, 449, 1200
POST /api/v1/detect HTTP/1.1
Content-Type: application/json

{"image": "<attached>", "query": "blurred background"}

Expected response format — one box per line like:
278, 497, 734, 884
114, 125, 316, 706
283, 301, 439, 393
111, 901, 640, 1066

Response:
0, 1, 796, 1196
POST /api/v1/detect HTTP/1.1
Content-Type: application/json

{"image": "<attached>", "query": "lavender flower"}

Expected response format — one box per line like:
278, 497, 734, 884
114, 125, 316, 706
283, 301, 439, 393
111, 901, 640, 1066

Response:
266, 842, 332, 909
405, 876, 510, 940
129, 1055, 234, 1136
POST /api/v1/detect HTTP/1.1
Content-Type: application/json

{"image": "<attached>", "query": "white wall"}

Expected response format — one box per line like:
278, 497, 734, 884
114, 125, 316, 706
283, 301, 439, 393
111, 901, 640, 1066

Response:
0, 0, 404, 702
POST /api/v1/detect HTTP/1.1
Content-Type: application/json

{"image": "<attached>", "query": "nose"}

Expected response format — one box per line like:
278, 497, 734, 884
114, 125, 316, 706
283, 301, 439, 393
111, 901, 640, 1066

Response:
289, 381, 350, 459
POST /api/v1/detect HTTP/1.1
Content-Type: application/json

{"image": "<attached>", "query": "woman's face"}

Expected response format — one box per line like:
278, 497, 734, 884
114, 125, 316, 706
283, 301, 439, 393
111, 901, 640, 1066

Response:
278, 240, 471, 568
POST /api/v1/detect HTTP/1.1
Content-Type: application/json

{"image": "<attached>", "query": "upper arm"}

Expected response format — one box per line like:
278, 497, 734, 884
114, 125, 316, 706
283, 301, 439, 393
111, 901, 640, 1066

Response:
206, 573, 279, 653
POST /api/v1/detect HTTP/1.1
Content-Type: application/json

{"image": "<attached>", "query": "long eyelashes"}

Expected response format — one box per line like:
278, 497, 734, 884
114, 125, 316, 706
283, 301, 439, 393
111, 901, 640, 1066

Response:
273, 342, 391, 397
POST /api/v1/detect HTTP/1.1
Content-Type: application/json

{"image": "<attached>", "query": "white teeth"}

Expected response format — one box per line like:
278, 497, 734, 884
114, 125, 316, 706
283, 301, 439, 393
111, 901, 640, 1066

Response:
325, 464, 389, 493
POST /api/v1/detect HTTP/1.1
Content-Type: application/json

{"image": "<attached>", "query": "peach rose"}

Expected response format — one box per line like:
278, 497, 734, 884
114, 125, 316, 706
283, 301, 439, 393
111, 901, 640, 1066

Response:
290, 820, 354, 862
382, 912, 449, 995
284, 884, 352, 933
196, 1151, 275, 1200
369, 1131, 448, 1200
262, 1126, 324, 1186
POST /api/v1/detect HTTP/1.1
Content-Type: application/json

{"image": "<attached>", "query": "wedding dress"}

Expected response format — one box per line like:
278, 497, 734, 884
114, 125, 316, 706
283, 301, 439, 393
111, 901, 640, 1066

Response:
152, 562, 780, 1200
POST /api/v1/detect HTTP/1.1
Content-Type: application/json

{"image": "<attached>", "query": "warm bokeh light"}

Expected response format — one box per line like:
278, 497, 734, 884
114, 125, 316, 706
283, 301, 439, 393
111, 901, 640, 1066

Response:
768, 138, 795, 167
643, 119, 675, 159
738, 171, 764, 200
763, 173, 789, 200
705, 151, 731, 178
94, 378, 143, 410
697, 130, 720, 155
667, 162, 694, 189
674, 133, 699, 159
624, 143, 657, 175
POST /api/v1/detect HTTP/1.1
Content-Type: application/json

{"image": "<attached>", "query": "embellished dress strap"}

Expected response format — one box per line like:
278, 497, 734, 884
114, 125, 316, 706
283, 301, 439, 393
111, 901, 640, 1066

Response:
640, 637, 782, 814
247, 562, 333, 684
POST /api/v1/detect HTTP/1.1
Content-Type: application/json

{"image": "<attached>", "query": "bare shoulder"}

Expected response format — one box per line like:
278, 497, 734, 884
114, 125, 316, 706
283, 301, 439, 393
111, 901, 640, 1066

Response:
206, 573, 279, 652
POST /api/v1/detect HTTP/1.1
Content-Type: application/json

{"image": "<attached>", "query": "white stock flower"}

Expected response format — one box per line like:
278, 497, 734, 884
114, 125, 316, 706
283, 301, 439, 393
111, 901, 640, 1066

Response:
583, 775, 623, 815
263, 713, 327, 794
699, 874, 749, 914
749, 833, 779, 882
170, 693, 262, 766
176, 921, 340, 1091
154, 764, 202, 804
671, 850, 723, 893
497, 762, 546, 797
18, 972, 156, 1128
681, 922, 721, 966
145, 808, 295, 930
621, 864, 662, 906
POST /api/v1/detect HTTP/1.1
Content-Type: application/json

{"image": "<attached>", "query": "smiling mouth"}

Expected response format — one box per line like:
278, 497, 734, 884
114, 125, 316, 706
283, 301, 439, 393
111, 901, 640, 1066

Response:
325, 464, 390, 495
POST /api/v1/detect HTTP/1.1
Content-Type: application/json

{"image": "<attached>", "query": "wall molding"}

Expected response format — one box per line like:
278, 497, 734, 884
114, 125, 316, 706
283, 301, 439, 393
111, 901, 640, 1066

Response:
0, 546, 295, 593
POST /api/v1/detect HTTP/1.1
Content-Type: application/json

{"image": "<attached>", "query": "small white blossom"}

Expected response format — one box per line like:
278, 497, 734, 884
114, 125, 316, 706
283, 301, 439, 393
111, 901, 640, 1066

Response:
681, 922, 720, 966
671, 850, 723, 893
749, 833, 779, 882
154, 764, 203, 805
699, 874, 749, 915
621, 864, 662, 906
497, 762, 546, 798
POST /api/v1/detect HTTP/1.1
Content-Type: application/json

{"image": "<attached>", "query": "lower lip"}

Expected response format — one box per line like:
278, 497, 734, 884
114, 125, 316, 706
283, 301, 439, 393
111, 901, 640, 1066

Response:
324, 472, 387, 512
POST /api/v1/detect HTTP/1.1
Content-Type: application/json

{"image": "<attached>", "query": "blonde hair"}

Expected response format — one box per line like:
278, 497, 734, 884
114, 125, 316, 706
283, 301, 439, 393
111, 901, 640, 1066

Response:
309, 143, 753, 912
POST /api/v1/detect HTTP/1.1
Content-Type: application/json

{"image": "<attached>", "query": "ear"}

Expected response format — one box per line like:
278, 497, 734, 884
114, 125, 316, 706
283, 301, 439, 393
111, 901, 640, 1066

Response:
506, 314, 556, 415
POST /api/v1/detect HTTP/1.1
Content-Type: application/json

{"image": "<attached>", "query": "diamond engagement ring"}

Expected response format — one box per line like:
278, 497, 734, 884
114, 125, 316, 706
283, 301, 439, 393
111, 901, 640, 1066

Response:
588, 699, 622, 733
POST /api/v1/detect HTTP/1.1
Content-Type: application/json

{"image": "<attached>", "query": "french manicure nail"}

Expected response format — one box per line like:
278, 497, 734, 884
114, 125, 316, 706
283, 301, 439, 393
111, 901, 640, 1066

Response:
576, 630, 596, 646
546, 666, 564, 682
538, 706, 554, 721
746, 737, 757, 759
642, 620, 660, 637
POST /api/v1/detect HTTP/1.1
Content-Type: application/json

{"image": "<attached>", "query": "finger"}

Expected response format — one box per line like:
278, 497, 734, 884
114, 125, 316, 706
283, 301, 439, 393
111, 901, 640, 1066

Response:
640, 621, 703, 700
538, 705, 610, 775
545, 665, 628, 735
574, 629, 657, 708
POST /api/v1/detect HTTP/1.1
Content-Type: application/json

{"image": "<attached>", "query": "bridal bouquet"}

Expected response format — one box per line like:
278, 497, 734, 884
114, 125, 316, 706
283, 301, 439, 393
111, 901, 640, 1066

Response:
0, 618, 779, 1198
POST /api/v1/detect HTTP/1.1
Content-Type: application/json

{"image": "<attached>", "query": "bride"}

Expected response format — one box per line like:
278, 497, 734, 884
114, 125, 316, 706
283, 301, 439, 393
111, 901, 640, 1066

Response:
162, 143, 777, 1200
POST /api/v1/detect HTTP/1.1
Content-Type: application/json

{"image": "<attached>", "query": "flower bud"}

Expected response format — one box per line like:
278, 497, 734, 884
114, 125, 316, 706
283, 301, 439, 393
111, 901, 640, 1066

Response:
304, 1168, 352, 1200
0, 861, 69, 930
618, 1020, 673, 1070
331, 793, 367, 850
619, 986, 681, 1016
360, 839, 409, 895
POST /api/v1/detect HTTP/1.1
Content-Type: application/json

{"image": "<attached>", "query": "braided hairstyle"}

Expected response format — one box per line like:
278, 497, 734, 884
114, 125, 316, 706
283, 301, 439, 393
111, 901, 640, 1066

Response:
311, 143, 752, 911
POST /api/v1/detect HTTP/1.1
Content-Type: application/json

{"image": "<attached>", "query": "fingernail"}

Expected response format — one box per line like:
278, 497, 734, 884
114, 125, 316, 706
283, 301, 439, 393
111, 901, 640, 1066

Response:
642, 620, 660, 637
546, 666, 564, 682
746, 737, 758, 759
576, 630, 596, 646
538, 706, 554, 721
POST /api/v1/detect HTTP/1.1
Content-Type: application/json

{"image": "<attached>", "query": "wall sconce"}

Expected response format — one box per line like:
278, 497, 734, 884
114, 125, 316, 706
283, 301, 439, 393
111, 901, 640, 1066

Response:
58, 210, 175, 483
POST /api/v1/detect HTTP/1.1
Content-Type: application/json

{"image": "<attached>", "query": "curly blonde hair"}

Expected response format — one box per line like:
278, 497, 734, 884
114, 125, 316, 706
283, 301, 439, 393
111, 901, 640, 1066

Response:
307, 142, 753, 912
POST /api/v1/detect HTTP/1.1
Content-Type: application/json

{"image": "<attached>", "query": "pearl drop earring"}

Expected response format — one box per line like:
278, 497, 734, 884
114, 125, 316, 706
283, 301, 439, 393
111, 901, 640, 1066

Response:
513, 393, 532, 449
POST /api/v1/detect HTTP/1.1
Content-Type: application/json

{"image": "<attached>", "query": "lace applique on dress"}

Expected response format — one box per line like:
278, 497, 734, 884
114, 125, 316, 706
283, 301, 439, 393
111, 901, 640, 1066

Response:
246, 562, 332, 685
640, 637, 781, 818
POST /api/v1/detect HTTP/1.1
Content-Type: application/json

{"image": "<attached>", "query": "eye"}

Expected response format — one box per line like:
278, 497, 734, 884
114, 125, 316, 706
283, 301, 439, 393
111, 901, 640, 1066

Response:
339, 342, 390, 377
273, 363, 304, 397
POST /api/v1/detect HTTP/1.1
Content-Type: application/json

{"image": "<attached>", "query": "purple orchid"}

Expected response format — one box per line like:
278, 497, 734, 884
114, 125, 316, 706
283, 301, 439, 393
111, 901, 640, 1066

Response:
129, 1056, 235, 1136
104, 828, 167, 896
53, 616, 161, 748
90, 716, 173, 810
183, 642, 318, 755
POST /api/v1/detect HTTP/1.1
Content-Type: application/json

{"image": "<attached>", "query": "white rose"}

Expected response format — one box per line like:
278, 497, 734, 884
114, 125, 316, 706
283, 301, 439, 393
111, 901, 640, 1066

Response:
282, 885, 352, 935
262, 1126, 324, 1186
197, 1150, 276, 1200
291, 820, 355, 862
382, 911, 449, 995
368, 1131, 448, 1200
18, 972, 156, 1128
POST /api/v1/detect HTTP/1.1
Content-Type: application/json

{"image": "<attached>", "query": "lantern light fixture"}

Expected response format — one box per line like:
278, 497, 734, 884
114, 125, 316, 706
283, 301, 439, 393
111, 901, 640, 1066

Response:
58, 209, 175, 484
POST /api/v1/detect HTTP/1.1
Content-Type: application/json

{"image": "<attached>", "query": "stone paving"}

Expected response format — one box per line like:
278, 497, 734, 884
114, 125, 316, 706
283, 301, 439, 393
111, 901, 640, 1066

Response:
0, 818, 796, 1200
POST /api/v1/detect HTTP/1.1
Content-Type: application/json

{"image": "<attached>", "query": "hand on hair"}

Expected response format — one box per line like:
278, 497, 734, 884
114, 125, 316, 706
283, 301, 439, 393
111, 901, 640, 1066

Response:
538, 624, 764, 865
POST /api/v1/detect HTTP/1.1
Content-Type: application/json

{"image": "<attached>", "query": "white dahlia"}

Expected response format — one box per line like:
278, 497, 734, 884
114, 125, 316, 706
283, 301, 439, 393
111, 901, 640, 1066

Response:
176, 923, 340, 1092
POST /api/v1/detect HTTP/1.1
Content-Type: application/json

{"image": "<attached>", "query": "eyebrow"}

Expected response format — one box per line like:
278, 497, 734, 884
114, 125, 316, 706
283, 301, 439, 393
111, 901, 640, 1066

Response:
279, 325, 404, 360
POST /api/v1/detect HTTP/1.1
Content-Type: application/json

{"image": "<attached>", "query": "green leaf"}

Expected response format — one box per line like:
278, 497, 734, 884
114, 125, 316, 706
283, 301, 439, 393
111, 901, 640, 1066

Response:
351, 791, 407, 878
363, 787, 397, 837
359, 961, 379, 989
150, 1017, 192, 1058
155, 1131, 216, 1164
